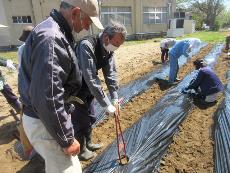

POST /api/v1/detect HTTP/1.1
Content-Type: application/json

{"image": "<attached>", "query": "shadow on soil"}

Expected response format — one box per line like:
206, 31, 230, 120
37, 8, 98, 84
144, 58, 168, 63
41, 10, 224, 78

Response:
16, 154, 45, 173
155, 78, 177, 91
0, 121, 18, 145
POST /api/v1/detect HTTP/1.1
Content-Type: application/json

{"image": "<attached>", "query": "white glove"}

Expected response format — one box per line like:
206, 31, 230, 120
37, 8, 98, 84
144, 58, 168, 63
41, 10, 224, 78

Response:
6, 60, 16, 71
106, 104, 116, 116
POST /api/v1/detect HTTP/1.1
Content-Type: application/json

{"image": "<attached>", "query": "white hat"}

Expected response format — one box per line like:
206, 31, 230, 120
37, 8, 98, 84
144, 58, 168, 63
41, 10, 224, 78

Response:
62, 0, 104, 29
188, 38, 201, 49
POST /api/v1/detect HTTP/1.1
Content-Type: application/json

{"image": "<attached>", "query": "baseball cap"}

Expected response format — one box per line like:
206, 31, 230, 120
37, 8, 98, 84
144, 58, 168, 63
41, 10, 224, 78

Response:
62, 0, 104, 29
19, 26, 34, 42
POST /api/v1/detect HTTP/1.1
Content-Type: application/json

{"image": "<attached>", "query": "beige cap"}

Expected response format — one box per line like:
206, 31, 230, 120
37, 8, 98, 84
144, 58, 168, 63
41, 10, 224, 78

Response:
62, 0, 104, 29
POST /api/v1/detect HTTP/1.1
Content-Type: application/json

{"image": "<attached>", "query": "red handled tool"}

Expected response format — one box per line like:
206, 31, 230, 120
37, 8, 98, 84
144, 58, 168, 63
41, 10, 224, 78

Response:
114, 100, 128, 165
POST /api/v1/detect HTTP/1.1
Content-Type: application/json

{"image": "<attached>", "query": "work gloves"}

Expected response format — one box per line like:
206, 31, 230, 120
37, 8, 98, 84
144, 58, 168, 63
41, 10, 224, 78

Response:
6, 60, 16, 71
106, 104, 116, 116
106, 99, 120, 116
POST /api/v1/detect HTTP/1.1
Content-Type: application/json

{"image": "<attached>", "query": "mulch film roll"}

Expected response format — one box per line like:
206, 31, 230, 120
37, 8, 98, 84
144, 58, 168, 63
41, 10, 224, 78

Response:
84, 44, 223, 173
214, 69, 230, 172
93, 43, 207, 126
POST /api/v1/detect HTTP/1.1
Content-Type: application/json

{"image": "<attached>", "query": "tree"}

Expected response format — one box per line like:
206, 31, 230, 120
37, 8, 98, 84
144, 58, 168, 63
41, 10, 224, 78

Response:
176, 0, 225, 30
193, 0, 224, 30
217, 9, 230, 28
176, 0, 191, 9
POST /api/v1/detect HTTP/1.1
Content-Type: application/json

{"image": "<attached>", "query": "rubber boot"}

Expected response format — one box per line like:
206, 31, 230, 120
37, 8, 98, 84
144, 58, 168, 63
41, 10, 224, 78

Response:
77, 133, 96, 161
86, 128, 103, 151
11, 99, 22, 114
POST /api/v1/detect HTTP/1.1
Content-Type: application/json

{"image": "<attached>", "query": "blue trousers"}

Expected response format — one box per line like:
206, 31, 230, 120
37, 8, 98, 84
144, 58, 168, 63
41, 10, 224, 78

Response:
1, 84, 21, 113
169, 54, 179, 83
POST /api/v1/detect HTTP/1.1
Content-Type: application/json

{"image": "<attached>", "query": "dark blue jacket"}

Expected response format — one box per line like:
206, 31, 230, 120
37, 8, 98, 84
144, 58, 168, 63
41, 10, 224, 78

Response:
187, 67, 223, 96
18, 9, 82, 148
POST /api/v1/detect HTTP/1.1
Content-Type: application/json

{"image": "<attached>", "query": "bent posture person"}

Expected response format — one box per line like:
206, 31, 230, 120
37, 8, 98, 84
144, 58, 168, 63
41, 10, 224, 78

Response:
160, 38, 176, 63
0, 58, 21, 113
182, 59, 223, 103
168, 38, 201, 83
19, 0, 103, 172
73, 23, 127, 160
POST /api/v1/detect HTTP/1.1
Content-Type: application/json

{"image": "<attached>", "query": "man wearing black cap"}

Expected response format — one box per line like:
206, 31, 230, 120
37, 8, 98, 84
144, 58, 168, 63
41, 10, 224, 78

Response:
18, 26, 33, 68
182, 59, 223, 104
19, 0, 103, 172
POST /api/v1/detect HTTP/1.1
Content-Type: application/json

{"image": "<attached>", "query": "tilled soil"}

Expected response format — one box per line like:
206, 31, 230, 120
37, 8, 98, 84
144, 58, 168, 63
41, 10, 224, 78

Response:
160, 50, 229, 173
83, 44, 214, 168
0, 42, 228, 173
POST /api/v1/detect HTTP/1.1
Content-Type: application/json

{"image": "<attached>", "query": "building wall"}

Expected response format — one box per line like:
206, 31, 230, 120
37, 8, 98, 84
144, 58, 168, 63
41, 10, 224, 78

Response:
100, 0, 176, 35
0, 0, 176, 47
0, 0, 11, 47
0, 0, 60, 48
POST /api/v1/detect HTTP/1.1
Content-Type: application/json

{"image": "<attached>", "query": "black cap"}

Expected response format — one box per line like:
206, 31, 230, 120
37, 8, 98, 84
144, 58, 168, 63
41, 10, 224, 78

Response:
193, 59, 206, 69
19, 26, 33, 42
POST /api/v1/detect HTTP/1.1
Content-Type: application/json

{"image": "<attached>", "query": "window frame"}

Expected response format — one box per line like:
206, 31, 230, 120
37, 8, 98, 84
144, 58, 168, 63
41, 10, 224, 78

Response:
143, 7, 168, 24
12, 16, 32, 24
101, 6, 132, 26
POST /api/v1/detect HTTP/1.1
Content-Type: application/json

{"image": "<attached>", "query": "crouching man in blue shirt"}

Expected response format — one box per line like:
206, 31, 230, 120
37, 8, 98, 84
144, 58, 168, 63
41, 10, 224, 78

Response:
182, 59, 224, 104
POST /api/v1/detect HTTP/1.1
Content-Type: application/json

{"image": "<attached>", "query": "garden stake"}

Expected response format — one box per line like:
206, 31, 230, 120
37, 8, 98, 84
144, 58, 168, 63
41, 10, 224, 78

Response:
114, 105, 128, 165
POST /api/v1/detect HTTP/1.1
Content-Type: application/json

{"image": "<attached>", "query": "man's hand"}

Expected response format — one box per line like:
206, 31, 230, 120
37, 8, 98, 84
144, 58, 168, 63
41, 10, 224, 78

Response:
63, 139, 80, 156
6, 60, 16, 71
112, 99, 119, 107
112, 99, 120, 114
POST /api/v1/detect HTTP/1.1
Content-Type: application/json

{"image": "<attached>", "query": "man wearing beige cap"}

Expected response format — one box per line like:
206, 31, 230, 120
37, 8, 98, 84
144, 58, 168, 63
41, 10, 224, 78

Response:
19, 0, 103, 172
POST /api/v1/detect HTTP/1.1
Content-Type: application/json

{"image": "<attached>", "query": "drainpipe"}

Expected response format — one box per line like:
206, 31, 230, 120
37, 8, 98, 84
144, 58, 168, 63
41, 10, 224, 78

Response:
168, 2, 171, 19
30, 0, 36, 25
140, 0, 142, 33
167, 1, 172, 31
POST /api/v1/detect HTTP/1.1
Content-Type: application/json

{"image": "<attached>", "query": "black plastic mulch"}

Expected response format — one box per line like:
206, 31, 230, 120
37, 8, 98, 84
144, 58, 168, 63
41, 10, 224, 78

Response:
93, 43, 207, 126
84, 44, 223, 173
214, 70, 230, 172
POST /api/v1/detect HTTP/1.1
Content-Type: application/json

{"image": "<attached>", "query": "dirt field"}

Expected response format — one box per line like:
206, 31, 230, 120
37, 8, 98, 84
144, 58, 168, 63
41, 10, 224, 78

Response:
0, 41, 228, 173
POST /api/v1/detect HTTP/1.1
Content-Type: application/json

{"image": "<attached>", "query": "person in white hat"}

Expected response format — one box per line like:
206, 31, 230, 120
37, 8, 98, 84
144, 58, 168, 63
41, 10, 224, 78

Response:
19, 0, 103, 172
160, 38, 176, 63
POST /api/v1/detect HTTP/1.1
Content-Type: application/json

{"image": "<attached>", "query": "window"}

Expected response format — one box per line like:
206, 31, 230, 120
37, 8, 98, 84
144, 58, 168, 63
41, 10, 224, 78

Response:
174, 12, 185, 19
143, 7, 168, 24
12, 16, 32, 24
101, 7, 131, 26
176, 19, 184, 28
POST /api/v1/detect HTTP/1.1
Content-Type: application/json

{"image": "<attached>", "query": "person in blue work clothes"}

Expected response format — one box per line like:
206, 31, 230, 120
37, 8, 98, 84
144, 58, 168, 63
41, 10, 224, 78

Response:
168, 39, 201, 83
72, 22, 127, 161
182, 59, 223, 104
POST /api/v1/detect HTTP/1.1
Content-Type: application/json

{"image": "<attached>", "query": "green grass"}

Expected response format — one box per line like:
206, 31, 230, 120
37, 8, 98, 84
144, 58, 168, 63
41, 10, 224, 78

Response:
177, 31, 227, 43
124, 38, 161, 46
0, 51, 18, 63
124, 31, 227, 46
0, 31, 226, 61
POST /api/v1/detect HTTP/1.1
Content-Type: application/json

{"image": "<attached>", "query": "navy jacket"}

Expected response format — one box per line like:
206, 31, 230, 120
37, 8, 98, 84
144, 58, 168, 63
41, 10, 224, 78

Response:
187, 67, 223, 96
18, 9, 82, 148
